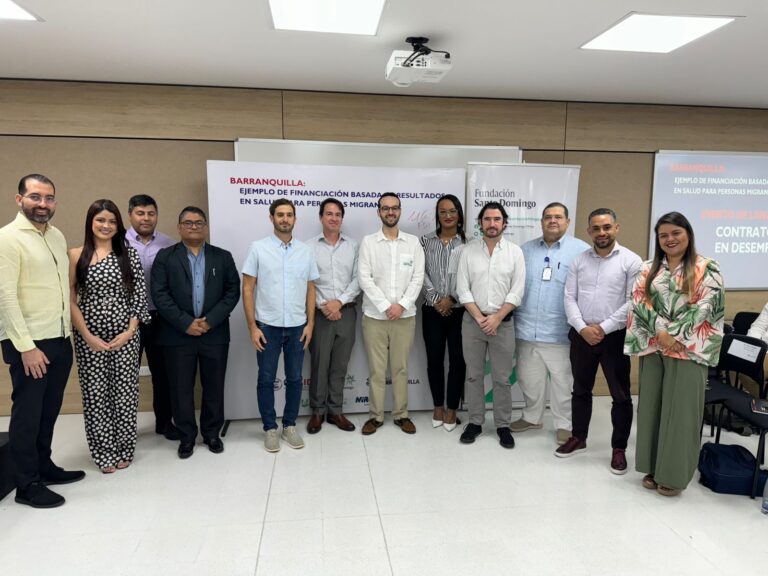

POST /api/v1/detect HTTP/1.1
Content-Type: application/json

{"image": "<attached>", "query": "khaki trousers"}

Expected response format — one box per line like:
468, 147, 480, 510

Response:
362, 315, 416, 421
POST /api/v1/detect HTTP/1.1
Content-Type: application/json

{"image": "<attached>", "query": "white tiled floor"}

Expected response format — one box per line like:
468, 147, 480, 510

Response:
1, 398, 767, 576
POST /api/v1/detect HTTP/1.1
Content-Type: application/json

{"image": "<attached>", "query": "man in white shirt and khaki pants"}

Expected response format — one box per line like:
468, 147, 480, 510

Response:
358, 193, 425, 436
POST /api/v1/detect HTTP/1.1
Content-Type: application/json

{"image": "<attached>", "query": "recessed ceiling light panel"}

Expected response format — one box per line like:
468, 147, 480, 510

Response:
0, 0, 38, 21
581, 13, 736, 54
269, 0, 386, 35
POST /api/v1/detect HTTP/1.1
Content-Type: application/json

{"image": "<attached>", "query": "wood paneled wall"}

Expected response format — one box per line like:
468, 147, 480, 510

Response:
1, 79, 767, 412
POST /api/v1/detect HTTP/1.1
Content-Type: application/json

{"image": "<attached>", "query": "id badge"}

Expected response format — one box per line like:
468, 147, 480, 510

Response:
542, 267, 552, 281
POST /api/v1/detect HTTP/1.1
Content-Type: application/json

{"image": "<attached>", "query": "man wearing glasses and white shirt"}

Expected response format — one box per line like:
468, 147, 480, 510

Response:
358, 193, 425, 436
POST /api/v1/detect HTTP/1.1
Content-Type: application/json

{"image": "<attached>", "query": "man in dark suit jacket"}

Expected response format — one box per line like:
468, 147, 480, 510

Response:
150, 206, 240, 459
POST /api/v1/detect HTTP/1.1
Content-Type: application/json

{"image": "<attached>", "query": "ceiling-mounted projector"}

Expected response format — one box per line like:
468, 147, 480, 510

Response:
385, 36, 452, 87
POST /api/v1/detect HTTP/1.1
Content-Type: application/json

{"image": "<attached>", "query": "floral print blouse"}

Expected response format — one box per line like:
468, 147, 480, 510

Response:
624, 255, 724, 367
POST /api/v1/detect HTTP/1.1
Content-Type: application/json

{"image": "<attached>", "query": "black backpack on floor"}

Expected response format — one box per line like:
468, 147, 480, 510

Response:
698, 442, 768, 496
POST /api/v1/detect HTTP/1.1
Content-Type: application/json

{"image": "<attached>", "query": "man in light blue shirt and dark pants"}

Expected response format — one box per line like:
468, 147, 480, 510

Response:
512, 202, 590, 445
242, 198, 319, 453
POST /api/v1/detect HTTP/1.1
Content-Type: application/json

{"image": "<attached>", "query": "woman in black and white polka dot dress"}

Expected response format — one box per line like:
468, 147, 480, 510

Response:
69, 199, 149, 473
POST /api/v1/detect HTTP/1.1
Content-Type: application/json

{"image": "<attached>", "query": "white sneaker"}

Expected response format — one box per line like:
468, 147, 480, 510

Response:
281, 426, 305, 449
264, 429, 280, 453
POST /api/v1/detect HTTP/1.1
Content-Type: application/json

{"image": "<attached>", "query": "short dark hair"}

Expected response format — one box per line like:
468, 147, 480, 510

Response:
377, 192, 400, 209
542, 202, 569, 219
178, 206, 207, 223
319, 198, 345, 217
269, 198, 295, 216
128, 194, 158, 213
478, 201, 508, 223
587, 208, 617, 224
18, 174, 55, 195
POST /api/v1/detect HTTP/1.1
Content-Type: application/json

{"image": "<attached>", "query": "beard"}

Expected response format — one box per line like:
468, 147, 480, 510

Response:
23, 204, 53, 224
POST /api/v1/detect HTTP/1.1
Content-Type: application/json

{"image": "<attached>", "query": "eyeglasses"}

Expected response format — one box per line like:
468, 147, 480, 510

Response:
23, 194, 57, 204
380, 206, 401, 213
180, 220, 207, 229
439, 209, 458, 217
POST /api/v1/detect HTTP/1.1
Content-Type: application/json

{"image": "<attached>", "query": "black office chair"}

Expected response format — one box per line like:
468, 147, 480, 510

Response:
732, 311, 760, 336
704, 334, 767, 438
710, 334, 768, 498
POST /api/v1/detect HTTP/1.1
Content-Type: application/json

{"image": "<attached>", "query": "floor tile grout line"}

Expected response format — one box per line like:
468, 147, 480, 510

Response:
361, 435, 395, 576
253, 450, 279, 576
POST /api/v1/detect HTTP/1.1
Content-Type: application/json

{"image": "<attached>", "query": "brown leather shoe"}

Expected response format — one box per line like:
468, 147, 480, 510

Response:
394, 418, 416, 434
327, 413, 356, 432
361, 418, 383, 435
307, 414, 323, 434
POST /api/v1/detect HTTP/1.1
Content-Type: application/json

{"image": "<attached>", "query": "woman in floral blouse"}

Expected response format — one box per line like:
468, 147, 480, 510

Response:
624, 212, 724, 496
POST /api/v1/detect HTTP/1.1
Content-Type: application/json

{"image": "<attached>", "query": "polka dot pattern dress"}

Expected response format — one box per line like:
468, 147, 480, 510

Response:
74, 247, 150, 470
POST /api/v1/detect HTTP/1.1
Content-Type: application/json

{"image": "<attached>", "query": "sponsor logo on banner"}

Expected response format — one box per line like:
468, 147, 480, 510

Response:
355, 396, 369, 404
273, 379, 282, 391
344, 375, 355, 390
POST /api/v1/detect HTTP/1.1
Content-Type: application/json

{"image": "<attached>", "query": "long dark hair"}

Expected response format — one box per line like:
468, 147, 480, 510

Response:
76, 199, 134, 294
435, 194, 466, 243
646, 211, 697, 299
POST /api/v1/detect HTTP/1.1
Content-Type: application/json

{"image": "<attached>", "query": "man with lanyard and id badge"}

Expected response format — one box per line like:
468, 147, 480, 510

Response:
512, 202, 589, 445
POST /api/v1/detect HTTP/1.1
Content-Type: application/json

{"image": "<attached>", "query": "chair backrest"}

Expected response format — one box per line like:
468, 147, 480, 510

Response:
716, 334, 768, 398
732, 311, 760, 336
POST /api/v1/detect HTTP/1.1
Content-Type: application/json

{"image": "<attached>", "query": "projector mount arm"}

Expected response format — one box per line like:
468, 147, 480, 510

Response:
401, 36, 451, 67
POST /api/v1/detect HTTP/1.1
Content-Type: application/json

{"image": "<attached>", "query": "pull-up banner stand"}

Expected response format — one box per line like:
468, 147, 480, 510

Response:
207, 160, 466, 422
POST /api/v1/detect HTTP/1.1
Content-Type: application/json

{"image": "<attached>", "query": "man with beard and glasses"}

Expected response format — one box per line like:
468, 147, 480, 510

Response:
456, 202, 526, 448
559, 208, 641, 474
242, 198, 319, 453
0, 174, 85, 508
358, 193, 425, 436
512, 202, 590, 446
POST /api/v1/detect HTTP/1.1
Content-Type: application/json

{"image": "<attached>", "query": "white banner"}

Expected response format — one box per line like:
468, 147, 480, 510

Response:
466, 163, 581, 405
466, 163, 581, 244
207, 160, 466, 421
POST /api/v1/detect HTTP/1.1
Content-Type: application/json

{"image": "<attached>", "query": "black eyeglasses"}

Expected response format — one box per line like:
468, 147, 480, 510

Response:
180, 220, 207, 229
380, 206, 401, 213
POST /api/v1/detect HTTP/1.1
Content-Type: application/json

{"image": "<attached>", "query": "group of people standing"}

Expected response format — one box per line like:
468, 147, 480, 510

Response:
0, 172, 726, 509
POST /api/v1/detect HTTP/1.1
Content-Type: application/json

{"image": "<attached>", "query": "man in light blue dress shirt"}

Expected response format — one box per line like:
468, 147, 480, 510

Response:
307, 198, 360, 434
242, 199, 319, 453
512, 202, 590, 445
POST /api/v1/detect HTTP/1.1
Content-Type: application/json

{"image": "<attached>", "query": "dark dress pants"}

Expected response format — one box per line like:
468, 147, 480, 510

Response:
421, 305, 465, 410
140, 311, 173, 430
164, 340, 228, 443
2, 337, 73, 489
570, 328, 633, 449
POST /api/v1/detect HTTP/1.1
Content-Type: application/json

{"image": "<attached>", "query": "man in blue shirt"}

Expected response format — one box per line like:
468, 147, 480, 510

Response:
242, 198, 319, 453
512, 202, 590, 445
151, 207, 241, 459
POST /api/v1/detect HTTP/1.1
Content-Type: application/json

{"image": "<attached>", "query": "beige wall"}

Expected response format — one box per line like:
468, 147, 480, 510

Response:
1, 79, 767, 413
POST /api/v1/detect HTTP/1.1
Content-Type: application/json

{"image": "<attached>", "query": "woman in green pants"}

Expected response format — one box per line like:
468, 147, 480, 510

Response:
624, 212, 724, 496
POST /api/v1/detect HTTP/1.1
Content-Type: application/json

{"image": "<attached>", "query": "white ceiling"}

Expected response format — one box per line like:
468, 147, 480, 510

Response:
2, 0, 767, 108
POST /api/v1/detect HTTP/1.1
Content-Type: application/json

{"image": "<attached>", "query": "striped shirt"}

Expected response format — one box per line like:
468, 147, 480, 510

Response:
420, 231, 466, 307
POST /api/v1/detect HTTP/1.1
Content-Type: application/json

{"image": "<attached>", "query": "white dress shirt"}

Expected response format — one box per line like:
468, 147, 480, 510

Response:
747, 302, 768, 343
564, 242, 643, 334
358, 229, 425, 320
311, 233, 360, 306
456, 237, 526, 313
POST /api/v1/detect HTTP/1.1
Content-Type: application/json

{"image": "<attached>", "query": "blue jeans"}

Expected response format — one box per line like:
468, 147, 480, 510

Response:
256, 322, 305, 431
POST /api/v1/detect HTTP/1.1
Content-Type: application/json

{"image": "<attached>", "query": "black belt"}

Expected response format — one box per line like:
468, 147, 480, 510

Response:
318, 303, 356, 311
482, 310, 514, 322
